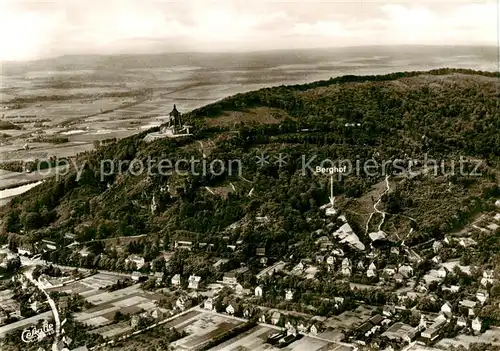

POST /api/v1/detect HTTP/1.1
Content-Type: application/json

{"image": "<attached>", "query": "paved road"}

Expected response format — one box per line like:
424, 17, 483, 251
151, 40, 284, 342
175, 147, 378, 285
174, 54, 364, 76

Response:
23, 267, 61, 351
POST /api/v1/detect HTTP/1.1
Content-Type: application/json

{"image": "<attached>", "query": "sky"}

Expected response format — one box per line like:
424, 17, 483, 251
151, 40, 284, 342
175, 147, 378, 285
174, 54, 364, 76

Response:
0, 0, 498, 61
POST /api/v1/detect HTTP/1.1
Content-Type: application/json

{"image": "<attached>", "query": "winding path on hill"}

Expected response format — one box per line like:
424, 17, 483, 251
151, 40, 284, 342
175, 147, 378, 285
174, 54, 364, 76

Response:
365, 175, 391, 234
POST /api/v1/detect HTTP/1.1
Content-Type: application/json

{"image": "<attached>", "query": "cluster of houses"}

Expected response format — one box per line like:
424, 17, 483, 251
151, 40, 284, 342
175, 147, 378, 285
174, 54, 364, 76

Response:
0, 275, 51, 326
202, 295, 325, 336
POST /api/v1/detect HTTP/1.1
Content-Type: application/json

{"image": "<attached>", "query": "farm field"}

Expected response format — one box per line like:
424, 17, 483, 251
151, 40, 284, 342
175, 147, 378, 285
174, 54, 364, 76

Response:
168, 310, 244, 350
46, 272, 124, 296
207, 325, 351, 351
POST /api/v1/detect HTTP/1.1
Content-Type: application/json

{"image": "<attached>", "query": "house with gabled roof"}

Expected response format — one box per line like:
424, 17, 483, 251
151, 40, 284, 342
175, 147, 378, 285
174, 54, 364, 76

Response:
440, 302, 452, 317
457, 316, 467, 328
433, 241, 443, 253
326, 256, 335, 265
226, 304, 236, 315
398, 265, 413, 278
476, 289, 489, 304
188, 275, 201, 290
171, 274, 181, 287
271, 311, 281, 325
367, 262, 377, 278
204, 298, 214, 311
472, 317, 482, 334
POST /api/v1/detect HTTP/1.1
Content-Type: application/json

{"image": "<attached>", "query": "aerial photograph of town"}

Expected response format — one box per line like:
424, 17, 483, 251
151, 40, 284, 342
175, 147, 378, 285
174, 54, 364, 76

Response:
0, 0, 499, 350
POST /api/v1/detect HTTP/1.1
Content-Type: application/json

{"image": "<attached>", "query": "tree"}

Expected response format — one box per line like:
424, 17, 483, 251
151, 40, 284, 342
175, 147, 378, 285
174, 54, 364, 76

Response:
152, 257, 166, 272
22, 212, 42, 230
6, 257, 21, 273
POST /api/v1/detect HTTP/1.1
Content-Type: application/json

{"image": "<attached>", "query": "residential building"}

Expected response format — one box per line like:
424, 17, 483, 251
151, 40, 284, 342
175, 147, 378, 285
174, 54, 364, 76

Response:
394, 273, 404, 283
432, 256, 442, 265
476, 289, 489, 304
292, 262, 305, 273
468, 308, 476, 317
459, 299, 477, 309
367, 262, 377, 278
442, 285, 460, 293
255, 286, 263, 297
285, 289, 294, 301
342, 266, 352, 277
223, 272, 238, 285
459, 238, 477, 248
150, 308, 163, 320
398, 265, 413, 278
271, 312, 281, 325
226, 304, 235, 315
421, 315, 447, 341
176, 297, 186, 311
58, 296, 69, 312
204, 298, 214, 311
472, 317, 482, 334
384, 265, 397, 276
235, 283, 247, 295
381, 322, 415, 342
125, 255, 145, 269
457, 316, 467, 327
256, 261, 286, 279
41, 240, 57, 251
481, 270, 495, 287
154, 272, 164, 286
433, 241, 443, 253
285, 321, 297, 336
440, 302, 452, 317
188, 275, 201, 290
383, 305, 396, 317
174, 238, 193, 250
243, 308, 253, 318
18, 244, 33, 256
30, 300, 40, 312
298, 323, 308, 334
332, 248, 344, 257
437, 267, 447, 278
171, 274, 181, 287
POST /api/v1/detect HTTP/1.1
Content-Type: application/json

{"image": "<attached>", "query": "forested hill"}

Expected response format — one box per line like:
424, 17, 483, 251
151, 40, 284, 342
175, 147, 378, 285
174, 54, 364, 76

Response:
1, 69, 499, 261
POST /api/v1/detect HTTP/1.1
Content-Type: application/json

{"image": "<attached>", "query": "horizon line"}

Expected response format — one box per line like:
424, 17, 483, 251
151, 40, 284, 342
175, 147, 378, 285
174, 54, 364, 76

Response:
2, 44, 497, 65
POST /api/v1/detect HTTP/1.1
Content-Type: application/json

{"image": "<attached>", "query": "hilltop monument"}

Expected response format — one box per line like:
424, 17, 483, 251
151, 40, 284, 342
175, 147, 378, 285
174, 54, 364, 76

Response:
144, 104, 192, 142
168, 104, 182, 128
